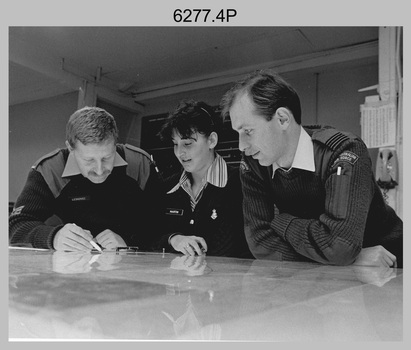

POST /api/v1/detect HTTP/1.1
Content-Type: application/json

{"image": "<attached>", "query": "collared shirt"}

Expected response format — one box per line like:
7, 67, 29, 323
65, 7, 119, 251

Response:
167, 153, 228, 211
272, 126, 315, 178
61, 152, 128, 177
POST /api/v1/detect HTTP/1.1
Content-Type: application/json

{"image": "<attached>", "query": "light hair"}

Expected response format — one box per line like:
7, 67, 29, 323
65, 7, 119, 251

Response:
66, 106, 118, 148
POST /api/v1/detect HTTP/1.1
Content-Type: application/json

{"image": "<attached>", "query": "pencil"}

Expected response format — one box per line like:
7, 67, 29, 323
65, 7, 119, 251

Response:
90, 240, 102, 252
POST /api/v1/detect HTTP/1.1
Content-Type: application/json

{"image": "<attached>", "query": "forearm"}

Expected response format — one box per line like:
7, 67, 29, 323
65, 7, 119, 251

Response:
241, 168, 301, 261
272, 213, 362, 265
9, 170, 60, 249
275, 143, 373, 265
9, 218, 61, 249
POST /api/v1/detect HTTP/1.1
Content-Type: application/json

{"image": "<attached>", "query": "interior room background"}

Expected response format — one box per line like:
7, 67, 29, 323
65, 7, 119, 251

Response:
9, 27, 402, 217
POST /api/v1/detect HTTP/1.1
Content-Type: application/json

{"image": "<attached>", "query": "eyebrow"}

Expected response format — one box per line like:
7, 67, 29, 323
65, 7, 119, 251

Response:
233, 123, 250, 132
83, 153, 114, 161
172, 135, 197, 142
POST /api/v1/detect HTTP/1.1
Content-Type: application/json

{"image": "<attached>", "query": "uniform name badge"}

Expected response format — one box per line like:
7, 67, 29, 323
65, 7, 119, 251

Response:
166, 208, 184, 216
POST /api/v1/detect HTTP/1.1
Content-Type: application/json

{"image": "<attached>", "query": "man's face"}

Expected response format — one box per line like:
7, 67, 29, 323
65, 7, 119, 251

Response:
229, 92, 287, 166
70, 138, 116, 184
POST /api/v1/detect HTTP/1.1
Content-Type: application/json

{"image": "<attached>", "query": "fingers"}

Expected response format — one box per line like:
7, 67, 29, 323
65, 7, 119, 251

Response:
69, 223, 93, 240
54, 223, 94, 251
378, 246, 397, 268
383, 254, 397, 268
184, 242, 200, 256
169, 235, 207, 256
95, 231, 113, 249
180, 237, 207, 256
197, 237, 208, 253
95, 230, 126, 250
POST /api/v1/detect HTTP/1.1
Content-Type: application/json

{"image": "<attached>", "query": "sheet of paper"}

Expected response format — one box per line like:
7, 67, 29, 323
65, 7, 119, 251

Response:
360, 101, 396, 148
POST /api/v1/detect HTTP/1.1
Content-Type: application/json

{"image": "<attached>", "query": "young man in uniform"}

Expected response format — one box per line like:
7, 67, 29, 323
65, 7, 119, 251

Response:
9, 106, 161, 251
220, 70, 403, 267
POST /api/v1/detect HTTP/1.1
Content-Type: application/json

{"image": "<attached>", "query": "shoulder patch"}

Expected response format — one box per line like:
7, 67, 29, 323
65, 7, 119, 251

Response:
10, 205, 24, 216
32, 149, 69, 198
334, 151, 359, 165
32, 148, 61, 169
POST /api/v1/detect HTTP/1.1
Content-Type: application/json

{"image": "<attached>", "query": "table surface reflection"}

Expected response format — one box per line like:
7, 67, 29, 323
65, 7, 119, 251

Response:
9, 248, 403, 341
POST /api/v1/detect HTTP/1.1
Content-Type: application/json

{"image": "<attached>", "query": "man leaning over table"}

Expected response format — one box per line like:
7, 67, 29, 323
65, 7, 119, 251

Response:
9, 106, 162, 251
220, 70, 403, 268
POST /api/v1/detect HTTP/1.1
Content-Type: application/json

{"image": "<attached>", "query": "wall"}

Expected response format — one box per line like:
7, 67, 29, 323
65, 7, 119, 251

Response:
9, 92, 78, 202
96, 99, 139, 146
9, 60, 378, 203
9, 93, 141, 202
135, 61, 378, 146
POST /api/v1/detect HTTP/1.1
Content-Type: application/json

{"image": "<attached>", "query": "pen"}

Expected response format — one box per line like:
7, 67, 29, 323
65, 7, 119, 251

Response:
337, 166, 341, 176
89, 240, 102, 252
72, 223, 102, 252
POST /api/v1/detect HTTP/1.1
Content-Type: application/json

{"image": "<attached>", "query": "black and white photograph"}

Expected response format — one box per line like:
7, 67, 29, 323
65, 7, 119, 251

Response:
5, 1, 407, 344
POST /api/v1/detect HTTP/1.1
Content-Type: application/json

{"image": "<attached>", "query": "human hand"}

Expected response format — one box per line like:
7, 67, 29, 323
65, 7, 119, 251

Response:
352, 265, 397, 287
94, 253, 123, 271
52, 251, 92, 274
53, 223, 94, 251
170, 255, 207, 276
169, 234, 208, 256
353, 245, 397, 268
95, 229, 126, 250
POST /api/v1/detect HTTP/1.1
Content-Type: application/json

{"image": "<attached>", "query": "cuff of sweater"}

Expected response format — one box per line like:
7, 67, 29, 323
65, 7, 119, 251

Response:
168, 233, 178, 245
271, 213, 295, 241
33, 224, 64, 249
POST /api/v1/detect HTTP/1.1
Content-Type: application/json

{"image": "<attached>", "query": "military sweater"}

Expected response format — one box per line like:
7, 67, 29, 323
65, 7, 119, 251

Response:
240, 125, 403, 266
9, 144, 160, 250
156, 164, 253, 259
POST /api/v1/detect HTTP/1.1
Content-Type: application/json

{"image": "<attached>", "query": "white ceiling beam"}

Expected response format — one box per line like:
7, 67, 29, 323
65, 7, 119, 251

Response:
133, 41, 378, 102
9, 35, 143, 113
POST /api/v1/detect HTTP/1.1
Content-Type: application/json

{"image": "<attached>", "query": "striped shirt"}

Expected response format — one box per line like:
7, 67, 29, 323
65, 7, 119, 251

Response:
167, 153, 228, 211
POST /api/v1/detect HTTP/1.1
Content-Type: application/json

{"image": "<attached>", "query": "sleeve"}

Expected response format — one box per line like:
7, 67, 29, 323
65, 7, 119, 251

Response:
141, 163, 174, 251
213, 169, 253, 259
240, 158, 297, 261
122, 144, 168, 250
9, 169, 64, 249
275, 140, 372, 265
150, 188, 184, 253
242, 140, 373, 265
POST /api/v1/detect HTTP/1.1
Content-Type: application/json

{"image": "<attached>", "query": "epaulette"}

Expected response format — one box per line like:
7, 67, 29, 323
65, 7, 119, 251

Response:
123, 144, 153, 190
32, 148, 62, 169
124, 143, 152, 161
311, 128, 351, 151
31, 148, 69, 198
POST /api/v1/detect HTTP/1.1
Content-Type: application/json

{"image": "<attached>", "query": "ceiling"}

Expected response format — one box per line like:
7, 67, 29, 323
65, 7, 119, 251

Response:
9, 26, 379, 110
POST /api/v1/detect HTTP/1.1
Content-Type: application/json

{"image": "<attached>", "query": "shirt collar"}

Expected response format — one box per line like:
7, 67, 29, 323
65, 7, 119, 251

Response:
272, 127, 315, 177
167, 153, 228, 194
62, 151, 128, 177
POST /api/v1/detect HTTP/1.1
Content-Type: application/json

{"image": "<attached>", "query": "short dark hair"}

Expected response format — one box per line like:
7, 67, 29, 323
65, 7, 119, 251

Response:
158, 99, 222, 141
66, 106, 119, 148
220, 70, 302, 124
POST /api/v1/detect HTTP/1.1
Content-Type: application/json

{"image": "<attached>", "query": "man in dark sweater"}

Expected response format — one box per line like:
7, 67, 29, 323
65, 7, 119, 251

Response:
9, 106, 161, 251
220, 70, 403, 267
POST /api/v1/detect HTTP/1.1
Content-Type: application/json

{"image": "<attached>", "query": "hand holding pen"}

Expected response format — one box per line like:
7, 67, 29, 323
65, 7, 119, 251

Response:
53, 223, 99, 252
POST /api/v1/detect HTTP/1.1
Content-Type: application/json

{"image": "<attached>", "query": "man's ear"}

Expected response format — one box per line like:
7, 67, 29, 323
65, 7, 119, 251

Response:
275, 107, 292, 129
65, 140, 73, 152
208, 132, 218, 149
